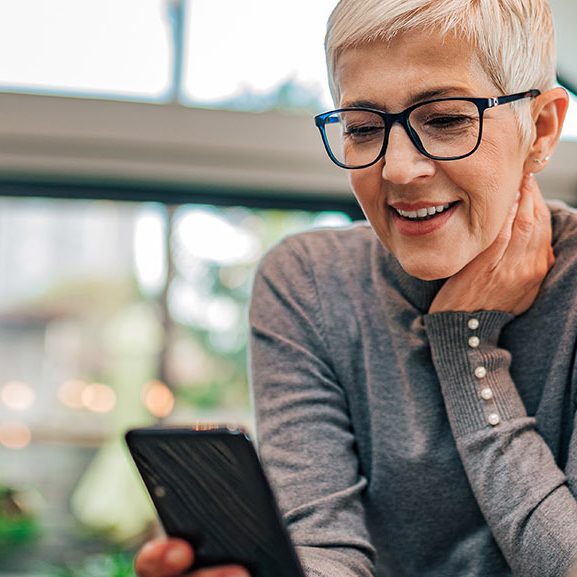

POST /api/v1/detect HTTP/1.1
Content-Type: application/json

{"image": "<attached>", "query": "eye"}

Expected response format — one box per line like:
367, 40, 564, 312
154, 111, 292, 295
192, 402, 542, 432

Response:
411, 99, 480, 136
422, 114, 478, 132
344, 124, 384, 140
425, 114, 475, 128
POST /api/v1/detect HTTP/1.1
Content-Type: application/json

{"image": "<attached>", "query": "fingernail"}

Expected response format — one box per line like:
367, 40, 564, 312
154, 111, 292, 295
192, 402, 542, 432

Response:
140, 540, 157, 556
165, 546, 190, 568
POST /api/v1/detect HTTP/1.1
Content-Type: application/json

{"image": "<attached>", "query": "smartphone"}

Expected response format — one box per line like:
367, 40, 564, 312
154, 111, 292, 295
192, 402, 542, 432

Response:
125, 426, 306, 577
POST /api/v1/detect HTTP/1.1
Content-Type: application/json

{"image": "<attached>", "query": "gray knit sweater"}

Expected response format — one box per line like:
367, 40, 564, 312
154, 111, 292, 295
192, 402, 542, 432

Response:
249, 202, 577, 577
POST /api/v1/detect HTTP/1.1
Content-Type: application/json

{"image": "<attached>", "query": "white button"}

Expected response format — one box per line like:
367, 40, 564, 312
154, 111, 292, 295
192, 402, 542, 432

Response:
468, 336, 480, 348
480, 387, 493, 400
468, 318, 480, 330
488, 413, 500, 426
475, 366, 487, 379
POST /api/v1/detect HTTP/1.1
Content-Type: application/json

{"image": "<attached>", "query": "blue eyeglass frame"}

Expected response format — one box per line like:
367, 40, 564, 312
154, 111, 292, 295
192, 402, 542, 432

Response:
314, 89, 541, 169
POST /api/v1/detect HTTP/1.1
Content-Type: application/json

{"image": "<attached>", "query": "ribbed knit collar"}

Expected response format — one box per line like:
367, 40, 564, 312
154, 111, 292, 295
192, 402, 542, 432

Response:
377, 241, 446, 313
367, 201, 569, 314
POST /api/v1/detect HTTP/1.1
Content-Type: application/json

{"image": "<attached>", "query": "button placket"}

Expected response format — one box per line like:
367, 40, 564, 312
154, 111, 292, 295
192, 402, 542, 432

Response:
468, 318, 480, 330
468, 335, 480, 348
487, 413, 501, 426
467, 317, 500, 427
474, 366, 487, 379
479, 379, 500, 426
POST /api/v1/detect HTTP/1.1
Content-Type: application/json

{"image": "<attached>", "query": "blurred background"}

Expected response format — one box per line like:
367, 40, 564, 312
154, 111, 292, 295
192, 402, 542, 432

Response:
0, 1, 575, 576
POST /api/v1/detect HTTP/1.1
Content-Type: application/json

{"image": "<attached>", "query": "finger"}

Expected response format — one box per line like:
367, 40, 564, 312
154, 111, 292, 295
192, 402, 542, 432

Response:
504, 174, 554, 293
135, 538, 194, 577
512, 173, 536, 237
479, 188, 520, 270
548, 245, 556, 268
531, 175, 553, 244
526, 171, 547, 209
524, 173, 549, 222
523, 174, 553, 259
190, 565, 251, 577
499, 173, 538, 266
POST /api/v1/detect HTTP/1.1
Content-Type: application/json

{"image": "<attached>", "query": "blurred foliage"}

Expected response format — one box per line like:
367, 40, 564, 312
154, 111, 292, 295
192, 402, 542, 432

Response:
0, 202, 352, 575
48, 552, 136, 577
0, 485, 40, 550
169, 207, 336, 411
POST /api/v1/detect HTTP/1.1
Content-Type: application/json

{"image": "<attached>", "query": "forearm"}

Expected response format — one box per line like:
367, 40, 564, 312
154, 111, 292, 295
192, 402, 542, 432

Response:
250, 238, 376, 577
295, 545, 374, 577
424, 311, 577, 577
251, 321, 375, 577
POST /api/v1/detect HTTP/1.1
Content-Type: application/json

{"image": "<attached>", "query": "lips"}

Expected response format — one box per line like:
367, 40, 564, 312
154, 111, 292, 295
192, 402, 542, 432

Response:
391, 201, 458, 221
395, 203, 450, 219
389, 201, 459, 236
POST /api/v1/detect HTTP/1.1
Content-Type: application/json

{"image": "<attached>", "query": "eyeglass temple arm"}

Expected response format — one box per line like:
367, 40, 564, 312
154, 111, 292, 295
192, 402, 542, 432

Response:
491, 89, 541, 107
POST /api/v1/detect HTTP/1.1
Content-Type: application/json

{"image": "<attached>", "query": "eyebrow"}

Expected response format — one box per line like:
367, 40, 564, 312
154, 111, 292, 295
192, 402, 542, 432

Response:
341, 86, 471, 110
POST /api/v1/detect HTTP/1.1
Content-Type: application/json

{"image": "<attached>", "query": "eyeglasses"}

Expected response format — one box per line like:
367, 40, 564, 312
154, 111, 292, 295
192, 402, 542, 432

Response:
314, 89, 540, 169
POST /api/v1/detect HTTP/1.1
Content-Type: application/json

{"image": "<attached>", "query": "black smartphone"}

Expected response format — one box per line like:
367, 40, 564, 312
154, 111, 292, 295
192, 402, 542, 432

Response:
125, 426, 306, 577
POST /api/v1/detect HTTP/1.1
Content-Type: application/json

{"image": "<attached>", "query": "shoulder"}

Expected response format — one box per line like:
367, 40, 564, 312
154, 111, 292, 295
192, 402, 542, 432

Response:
258, 221, 380, 278
549, 200, 577, 246
544, 201, 577, 287
252, 222, 388, 317
250, 223, 382, 342
549, 201, 577, 261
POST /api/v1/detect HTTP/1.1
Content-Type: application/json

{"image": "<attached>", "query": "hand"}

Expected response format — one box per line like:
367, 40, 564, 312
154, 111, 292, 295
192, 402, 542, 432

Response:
429, 173, 554, 316
134, 537, 250, 577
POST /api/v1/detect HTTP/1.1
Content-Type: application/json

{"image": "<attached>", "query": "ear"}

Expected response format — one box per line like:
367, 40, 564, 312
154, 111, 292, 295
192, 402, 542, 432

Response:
523, 87, 569, 174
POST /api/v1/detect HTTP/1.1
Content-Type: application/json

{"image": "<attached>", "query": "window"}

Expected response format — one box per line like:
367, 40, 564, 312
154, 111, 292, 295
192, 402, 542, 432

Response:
0, 0, 172, 100
0, 0, 338, 111
182, 0, 336, 112
0, 196, 351, 575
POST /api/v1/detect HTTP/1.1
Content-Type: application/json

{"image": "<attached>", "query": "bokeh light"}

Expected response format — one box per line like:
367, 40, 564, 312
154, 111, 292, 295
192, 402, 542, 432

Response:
80, 383, 116, 413
175, 209, 260, 265
58, 379, 89, 409
142, 380, 174, 418
0, 421, 32, 449
1, 381, 36, 411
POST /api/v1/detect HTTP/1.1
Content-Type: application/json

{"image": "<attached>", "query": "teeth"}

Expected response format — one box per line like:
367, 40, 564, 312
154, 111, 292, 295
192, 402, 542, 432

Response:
395, 203, 451, 219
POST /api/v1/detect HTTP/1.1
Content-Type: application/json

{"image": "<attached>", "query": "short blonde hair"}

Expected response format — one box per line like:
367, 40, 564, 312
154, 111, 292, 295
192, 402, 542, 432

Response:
325, 0, 557, 142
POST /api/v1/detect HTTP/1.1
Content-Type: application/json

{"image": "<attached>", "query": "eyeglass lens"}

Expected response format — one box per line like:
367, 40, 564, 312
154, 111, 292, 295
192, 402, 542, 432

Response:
323, 99, 481, 167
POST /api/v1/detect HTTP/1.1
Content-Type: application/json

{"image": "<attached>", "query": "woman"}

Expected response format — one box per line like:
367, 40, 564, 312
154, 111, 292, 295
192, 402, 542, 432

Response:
135, 1, 575, 575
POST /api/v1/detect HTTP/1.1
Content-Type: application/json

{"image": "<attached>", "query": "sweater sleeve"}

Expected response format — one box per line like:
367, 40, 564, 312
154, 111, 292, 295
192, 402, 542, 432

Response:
248, 238, 375, 577
423, 310, 577, 577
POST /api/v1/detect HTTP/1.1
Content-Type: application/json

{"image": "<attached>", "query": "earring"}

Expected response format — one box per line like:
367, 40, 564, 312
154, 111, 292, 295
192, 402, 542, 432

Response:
532, 155, 550, 165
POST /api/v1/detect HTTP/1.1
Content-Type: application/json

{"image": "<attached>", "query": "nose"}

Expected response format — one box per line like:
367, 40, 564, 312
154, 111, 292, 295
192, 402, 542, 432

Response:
381, 124, 436, 184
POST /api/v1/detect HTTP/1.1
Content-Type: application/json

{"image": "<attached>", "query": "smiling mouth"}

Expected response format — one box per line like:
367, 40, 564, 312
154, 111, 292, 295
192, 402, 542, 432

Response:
393, 202, 459, 221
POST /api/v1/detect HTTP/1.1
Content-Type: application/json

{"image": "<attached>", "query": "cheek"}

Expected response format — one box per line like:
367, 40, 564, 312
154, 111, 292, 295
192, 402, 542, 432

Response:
349, 168, 396, 247
457, 137, 523, 243
349, 168, 384, 212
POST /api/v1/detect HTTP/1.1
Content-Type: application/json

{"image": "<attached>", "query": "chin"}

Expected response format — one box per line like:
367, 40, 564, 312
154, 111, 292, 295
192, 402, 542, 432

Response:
398, 257, 464, 281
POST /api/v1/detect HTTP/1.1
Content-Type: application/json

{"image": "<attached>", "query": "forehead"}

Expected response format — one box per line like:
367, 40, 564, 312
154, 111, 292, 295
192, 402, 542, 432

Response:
334, 30, 495, 109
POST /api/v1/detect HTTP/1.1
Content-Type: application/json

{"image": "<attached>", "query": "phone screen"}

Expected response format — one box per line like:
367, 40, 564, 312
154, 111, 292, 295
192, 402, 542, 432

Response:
125, 427, 305, 577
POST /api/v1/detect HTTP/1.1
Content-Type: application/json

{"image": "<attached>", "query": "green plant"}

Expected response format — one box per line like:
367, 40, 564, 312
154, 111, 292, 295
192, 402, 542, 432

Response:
0, 485, 40, 549
49, 552, 136, 577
